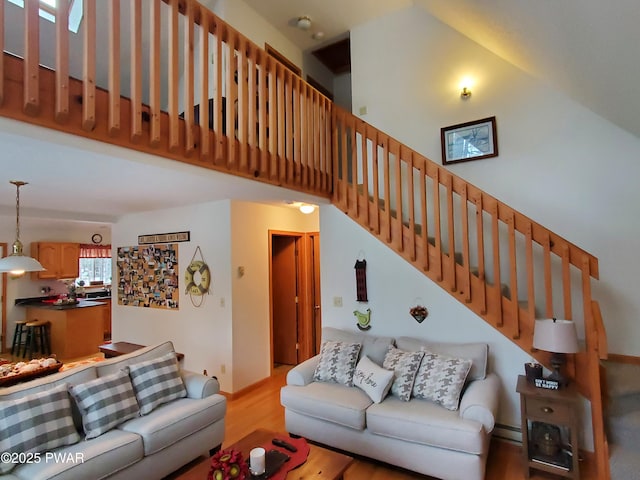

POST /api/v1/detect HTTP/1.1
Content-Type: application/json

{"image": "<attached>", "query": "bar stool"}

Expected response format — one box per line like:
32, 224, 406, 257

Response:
11, 320, 29, 356
23, 320, 51, 359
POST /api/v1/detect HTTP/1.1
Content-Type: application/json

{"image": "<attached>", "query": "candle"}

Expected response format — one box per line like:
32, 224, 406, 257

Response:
249, 447, 266, 475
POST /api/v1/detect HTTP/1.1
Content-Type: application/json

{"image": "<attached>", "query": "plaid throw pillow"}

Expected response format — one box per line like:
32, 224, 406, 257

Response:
69, 368, 140, 439
313, 341, 362, 386
383, 346, 424, 401
0, 384, 80, 474
412, 350, 472, 410
128, 351, 186, 415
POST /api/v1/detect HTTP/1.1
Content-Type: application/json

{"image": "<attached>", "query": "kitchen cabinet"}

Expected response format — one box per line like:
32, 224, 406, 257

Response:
31, 242, 80, 279
25, 300, 106, 359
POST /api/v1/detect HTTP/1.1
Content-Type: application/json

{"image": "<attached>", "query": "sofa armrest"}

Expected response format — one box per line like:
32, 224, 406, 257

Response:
459, 372, 500, 433
181, 369, 221, 399
286, 355, 320, 386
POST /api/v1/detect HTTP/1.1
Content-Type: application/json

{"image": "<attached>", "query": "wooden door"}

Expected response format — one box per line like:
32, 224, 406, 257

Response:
308, 233, 322, 356
271, 235, 299, 365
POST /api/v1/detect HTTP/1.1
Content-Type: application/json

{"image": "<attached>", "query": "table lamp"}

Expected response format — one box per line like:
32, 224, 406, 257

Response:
532, 318, 579, 387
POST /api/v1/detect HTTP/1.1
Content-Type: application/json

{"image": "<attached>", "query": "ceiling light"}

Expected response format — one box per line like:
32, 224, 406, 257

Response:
299, 204, 315, 214
297, 16, 312, 31
312, 31, 325, 41
0, 181, 46, 276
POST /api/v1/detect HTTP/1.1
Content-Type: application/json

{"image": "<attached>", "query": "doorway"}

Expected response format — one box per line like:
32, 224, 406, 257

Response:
269, 231, 321, 369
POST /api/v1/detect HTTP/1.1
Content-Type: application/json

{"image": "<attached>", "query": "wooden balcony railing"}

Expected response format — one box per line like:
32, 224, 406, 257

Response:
0, 1, 609, 478
0, 0, 333, 197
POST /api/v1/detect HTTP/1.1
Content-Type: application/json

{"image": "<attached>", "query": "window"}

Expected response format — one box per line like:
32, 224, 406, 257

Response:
8, 0, 83, 33
78, 244, 112, 285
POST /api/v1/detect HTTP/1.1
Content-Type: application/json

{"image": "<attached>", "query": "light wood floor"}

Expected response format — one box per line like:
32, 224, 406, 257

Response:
168, 367, 596, 480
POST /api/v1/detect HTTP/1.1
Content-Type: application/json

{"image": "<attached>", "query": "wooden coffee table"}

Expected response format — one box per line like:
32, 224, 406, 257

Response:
227, 428, 353, 479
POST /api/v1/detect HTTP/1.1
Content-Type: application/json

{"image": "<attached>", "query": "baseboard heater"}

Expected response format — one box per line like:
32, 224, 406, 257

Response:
493, 423, 522, 444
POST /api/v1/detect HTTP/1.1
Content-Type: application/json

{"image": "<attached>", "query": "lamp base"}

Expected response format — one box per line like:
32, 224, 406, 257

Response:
547, 352, 569, 387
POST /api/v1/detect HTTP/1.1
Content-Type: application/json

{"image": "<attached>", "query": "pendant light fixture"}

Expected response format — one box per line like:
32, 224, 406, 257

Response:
0, 181, 45, 275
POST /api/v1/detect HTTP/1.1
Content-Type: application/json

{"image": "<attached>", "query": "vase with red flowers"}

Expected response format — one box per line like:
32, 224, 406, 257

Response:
208, 449, 250, 480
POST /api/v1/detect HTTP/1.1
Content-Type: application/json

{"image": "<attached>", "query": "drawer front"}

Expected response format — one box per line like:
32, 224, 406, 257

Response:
526, 397, 572, 422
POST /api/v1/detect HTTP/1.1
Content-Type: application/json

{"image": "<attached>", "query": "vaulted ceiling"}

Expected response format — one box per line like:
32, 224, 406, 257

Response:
1, 0, 638, 226
244, 0, 640, 139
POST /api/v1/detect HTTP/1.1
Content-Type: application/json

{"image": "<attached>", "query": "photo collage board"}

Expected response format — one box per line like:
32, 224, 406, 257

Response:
117, 244, 179, 309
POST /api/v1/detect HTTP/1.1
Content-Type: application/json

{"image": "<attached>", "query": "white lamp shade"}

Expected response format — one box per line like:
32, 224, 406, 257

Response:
0, 254, 45, 274
533, 318, 579, 354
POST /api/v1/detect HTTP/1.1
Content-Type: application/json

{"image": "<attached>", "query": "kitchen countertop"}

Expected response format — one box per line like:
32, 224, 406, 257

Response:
20, 299, 108, 310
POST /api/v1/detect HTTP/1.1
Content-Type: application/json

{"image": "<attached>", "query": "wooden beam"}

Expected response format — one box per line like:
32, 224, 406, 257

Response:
24, 0, 40, 115
54, 0, 70, 122
129, 0, 142, 141
149, 0, 162, 147
107, 0, 121, 136
168, 0, 180, 151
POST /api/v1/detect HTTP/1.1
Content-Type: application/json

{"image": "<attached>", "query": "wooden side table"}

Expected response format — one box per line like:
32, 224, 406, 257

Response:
516, 375, 580, 479
99, 342, 184, 361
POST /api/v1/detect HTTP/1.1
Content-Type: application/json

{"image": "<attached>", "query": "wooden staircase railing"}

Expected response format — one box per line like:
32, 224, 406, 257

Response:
332, 106, 609, 479
0, 0, 608, 478
0, 0, 333, 198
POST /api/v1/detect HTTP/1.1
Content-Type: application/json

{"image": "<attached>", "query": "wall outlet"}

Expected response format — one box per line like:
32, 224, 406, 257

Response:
359, 106, 367, 116
333, 296, 343, 307
220, 364, 226, 374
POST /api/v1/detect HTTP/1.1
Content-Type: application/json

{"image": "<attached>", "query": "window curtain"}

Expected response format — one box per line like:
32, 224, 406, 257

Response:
79, 244, 112, 258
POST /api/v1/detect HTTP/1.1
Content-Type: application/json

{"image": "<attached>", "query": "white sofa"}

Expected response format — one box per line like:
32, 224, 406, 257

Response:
0, 341, 226, 480
280, 328, 500, 480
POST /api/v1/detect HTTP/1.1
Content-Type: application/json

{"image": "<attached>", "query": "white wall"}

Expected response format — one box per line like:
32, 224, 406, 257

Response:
230, 201, 319, 391
111, 200, 234, 389
214, 0, 302, 71
350, 6, 640, 356
111, 200, 319, 393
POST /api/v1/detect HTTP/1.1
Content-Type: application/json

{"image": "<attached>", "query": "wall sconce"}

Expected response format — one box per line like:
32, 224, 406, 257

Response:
299, 204, 315, 214
460, 87, 472, 100
297, 16, 312, 31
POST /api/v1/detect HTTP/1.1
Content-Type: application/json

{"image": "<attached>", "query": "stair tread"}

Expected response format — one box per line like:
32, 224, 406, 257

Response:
608, 408, 640, 423
604, 361, 640, 397
609, 443, 640, 475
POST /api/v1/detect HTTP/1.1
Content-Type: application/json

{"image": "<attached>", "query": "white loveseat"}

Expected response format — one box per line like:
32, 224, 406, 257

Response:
0, 341, 226, 480
280, 328, 500, 480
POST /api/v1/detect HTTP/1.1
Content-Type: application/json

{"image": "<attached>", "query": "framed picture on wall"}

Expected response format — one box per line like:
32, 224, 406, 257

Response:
441, 116, 498, 165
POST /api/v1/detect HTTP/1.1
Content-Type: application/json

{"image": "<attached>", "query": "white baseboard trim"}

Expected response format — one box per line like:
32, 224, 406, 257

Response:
493, 423, 522, 444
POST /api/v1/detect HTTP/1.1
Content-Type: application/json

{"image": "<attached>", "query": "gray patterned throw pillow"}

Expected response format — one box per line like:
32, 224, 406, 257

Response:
0, 384, 80, 474
128, 351, 186, 415
412, 350, 472, 410
69, 368, 140, 439
383, 346, 424, 401
313, 341, 362, 386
